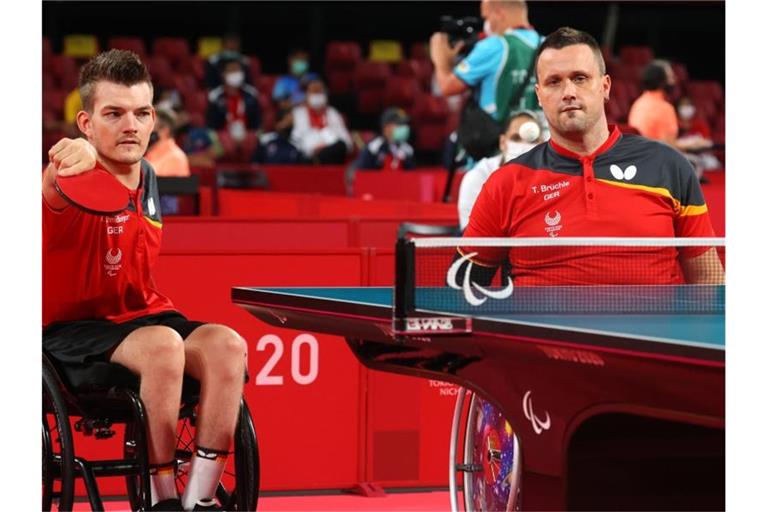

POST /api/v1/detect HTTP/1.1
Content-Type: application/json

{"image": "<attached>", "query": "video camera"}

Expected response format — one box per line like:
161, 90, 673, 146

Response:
440, 15, 482, 55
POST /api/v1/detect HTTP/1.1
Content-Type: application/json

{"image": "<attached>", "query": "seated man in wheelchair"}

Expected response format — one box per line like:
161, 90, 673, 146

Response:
43, 49, 248, 511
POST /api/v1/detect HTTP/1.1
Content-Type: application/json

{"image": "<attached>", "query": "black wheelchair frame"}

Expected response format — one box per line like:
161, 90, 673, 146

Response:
42, 351, 260, 511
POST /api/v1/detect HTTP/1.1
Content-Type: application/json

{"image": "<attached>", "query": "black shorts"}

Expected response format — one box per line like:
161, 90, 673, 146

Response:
42, 311, 205, 364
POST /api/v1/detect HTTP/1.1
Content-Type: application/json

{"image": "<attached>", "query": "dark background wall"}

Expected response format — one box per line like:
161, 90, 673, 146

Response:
43, 1, 724, 84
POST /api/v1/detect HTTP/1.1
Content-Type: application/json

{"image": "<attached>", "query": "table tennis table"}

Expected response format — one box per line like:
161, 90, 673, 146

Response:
232, 281, 724, 510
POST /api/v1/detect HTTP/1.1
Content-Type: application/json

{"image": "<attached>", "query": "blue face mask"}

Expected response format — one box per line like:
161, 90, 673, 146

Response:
392, 125, 410, 143
291, 59, 308, 76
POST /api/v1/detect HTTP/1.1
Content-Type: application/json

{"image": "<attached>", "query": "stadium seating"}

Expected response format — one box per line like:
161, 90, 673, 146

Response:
354, 61, 391, 115
107, 36, 146, 58
152, 36, 191, 70
63, 34, 99, 58
368, 40, 404, 63
324, 41, 362, 95
383, 76, 421, 113
411, 94, 449, 152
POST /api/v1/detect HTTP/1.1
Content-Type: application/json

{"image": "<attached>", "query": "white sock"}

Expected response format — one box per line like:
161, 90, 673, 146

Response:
181, 446, 228, 510
149, 461, 178, 506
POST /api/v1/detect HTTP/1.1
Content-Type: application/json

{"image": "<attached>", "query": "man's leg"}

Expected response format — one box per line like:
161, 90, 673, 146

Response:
181, 324, 247, 510
110, 325, 186, 506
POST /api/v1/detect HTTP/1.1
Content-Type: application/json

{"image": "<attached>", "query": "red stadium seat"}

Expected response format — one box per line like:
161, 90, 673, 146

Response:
327, 70, 356, 96
257, 95, 276, 132
605, 98, 625, 124
256, 74, 279, 99
107, 37, 147, 58
239, 130, 260, 162
246, 55, 262, 78
189, 55, 206, 83
383, 76, 420, 113
325, 41, 362, 72
43, 71, 57, 91
411, 94, 450, 151
409, 42, 429, 61
43, 37, 53, 61
43, 89, 67, 119
354, 61, 391, 114
325, 41, 362, 96
184, 90, 209, 116
145, 55, 175, 89
174, 74, 199, 101
396, 58, 433, 92
619, 45, 654, 66
152, 37, 191, 69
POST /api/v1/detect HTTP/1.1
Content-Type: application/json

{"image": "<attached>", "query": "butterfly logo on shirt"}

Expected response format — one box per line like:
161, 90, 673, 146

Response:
609, 164, 637, 181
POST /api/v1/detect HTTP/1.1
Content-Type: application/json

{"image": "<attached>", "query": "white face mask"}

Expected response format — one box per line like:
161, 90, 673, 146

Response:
503, 141, 535, 161
307, 93, 327, 109
225, 70, 245, 88
678, 104, 696, 120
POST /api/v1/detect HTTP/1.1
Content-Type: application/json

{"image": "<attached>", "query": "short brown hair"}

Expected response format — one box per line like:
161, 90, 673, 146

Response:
534, 27, 606, 80
78, 49, 153, 112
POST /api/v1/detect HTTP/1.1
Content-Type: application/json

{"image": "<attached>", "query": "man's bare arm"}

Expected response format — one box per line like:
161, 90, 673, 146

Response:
680, 247, 725, 284
429, 33, 469, 97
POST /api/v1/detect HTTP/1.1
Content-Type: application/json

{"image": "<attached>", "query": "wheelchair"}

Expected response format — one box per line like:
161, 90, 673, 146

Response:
42, 350, 260, 511
449, 388, 522, 512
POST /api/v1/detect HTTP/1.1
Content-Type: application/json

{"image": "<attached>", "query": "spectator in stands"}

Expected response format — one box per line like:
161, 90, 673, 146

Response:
352, 107, 415, 171
430, 0, 542, 125
145, 109, 190, 177
344, 107, 415, 194
629, 62, 714, 180
676, 95, 721, 174
272, 49, 313, 106
204, 32, 254, 89
252, 89, 305, 164
458, 110, 543, 229
290, 77, 352, 164
677, 95, 711, 140
206, 59, 262, 144
628, 60, 679, 144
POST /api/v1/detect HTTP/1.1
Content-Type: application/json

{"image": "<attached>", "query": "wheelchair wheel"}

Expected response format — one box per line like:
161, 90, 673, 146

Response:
125, 398, 259, 511
450, 390, 522, 512
42, 363, 76, 511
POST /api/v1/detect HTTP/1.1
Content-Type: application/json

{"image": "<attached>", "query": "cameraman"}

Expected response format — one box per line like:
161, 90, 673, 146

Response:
430, 0, 541, 122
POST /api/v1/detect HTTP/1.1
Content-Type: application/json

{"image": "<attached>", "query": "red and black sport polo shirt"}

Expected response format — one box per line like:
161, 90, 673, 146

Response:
43, 160, 176, 327
462, 125, 716, 285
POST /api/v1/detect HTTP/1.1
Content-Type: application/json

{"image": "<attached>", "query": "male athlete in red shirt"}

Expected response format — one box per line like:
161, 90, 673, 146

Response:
43, 50, 242, 511
461, 27, 724, 286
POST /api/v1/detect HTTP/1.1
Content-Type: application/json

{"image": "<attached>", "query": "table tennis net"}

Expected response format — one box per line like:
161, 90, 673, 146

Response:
396, 237, 725, 315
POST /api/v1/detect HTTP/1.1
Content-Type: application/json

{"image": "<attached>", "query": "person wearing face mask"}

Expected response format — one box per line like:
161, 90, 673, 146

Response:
205, 59, 262, 145
290, 77, 353, 164
344, 107, 416, 194
252, 90, 305, 164
430, 1, 542, 133
457, 110, 543, 229
203, 32, 254, 89
272, 49, 313, 106
675, 96, 721, 177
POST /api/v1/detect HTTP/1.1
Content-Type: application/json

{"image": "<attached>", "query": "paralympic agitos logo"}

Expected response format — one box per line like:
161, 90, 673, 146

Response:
446, 252, 514, 306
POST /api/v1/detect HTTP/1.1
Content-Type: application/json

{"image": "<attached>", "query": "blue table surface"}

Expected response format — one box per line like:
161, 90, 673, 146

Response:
247, 287, 725, 352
